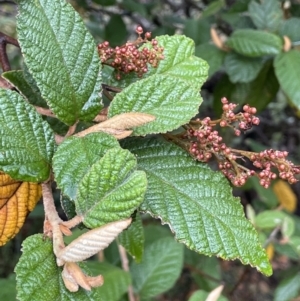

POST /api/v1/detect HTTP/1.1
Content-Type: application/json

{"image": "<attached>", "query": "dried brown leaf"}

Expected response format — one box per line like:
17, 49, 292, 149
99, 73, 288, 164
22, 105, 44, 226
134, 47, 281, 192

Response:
205, 285, 224, 301
283, 35, 292, 52
58, 218, 132, 264
75, 112, 155, 138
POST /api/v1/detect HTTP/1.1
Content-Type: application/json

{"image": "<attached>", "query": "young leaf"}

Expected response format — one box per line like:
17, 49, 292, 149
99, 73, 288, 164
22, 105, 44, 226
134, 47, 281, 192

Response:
108, 75, 202, 135
15, 234, 104, 301
130, 236, 183, 299
0, 172, 41, 246
143, 35, 209, 90
0, 89, 55, 181
274, 50, 300, 109
76, 148, 147, 228
53, 132, 119, 200
224, 52, 264, 83
123, 137, 272, 276
226, 29, 283, 57
58, 219, 132, 264
109, 35, 209, 90
118, 213, 144, 262
17, 0, 102, 125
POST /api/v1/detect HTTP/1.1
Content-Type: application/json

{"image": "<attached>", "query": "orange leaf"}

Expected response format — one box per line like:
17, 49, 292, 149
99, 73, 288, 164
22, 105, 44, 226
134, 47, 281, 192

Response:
0, 172, 41, 246
273, 180, 297, 213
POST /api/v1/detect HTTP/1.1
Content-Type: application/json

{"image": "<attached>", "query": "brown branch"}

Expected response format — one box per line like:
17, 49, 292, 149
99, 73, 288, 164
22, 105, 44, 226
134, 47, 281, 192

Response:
65, 122, 78, 138
0, 32, 19, 72
42, 182, 65, 257
102, 84, 122, 93
118, 244, 138, 301
34, 106, 56, 117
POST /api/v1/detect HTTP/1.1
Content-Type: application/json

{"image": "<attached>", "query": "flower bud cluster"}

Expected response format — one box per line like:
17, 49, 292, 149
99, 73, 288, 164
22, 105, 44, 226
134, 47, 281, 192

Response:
220, 97, 260, 136
186, 98, 300, 188
97, 26, 164, 79
251, 150, 300, 187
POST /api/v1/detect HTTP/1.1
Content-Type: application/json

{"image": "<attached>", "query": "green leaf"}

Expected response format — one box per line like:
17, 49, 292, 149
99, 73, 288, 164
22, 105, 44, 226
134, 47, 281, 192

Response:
123, 137, 272, 276
202, 0, 225, 18
108, 75, 202, 135
17, 0, 102, 125
188, 290, 229, 301
61, 194, 77, 220
104, 15, 127, 47
130, 236, 183, 299
118, 213, 144, 263
183, 18, 212, 45
255, 210, 288, 229
110, 35, 209, 91
2, 70, 47, 107
53, 132, 119, 200
226, 29, 283, 57
274, 271, 300, 301
195, 43, 225, 77
224, 52, 264, 83
0, 275, 16, 300
244, 60, 279, 111
0, 89, 54, 181
145, 35, 209, 90
248, 0, 282, 32
278, 18, 300, 42
86, 261, 131, 301
76, 148, 147, 228
274, 50, 300, 109
15, 234, 103, 301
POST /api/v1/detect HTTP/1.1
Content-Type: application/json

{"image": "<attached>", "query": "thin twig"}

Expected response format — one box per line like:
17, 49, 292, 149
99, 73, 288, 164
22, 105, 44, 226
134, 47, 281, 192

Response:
118, 244, 137, 301
65, 122, 78, 138
62, 215, 83, 230
34, 106, 56, 117
102, 84, 122, 93
0, 31, 19, 72
185, 264, 222, 284
263, 225, 281, 248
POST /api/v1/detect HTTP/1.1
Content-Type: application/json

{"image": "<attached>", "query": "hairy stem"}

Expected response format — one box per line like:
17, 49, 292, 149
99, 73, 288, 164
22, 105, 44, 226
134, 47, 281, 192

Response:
42, 182, 65, 256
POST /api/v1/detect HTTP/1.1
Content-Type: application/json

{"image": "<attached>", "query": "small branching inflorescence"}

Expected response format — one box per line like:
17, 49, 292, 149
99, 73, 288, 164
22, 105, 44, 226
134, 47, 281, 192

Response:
97, 26, 164, 79
185, 97, 300, 188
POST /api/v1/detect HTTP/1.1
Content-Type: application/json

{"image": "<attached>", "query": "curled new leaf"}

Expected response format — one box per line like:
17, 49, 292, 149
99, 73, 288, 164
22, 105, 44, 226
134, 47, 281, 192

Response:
58, 219, 131, 264
0, 172, 41, 246
62, 262, 104, 292
75, 112, 155, 138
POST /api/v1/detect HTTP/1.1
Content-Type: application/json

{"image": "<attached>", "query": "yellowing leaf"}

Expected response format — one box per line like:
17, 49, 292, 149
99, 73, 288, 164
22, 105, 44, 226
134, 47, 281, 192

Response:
273, 180, 297, 212
265, 244, 274, 261
0, 172, 41, 246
